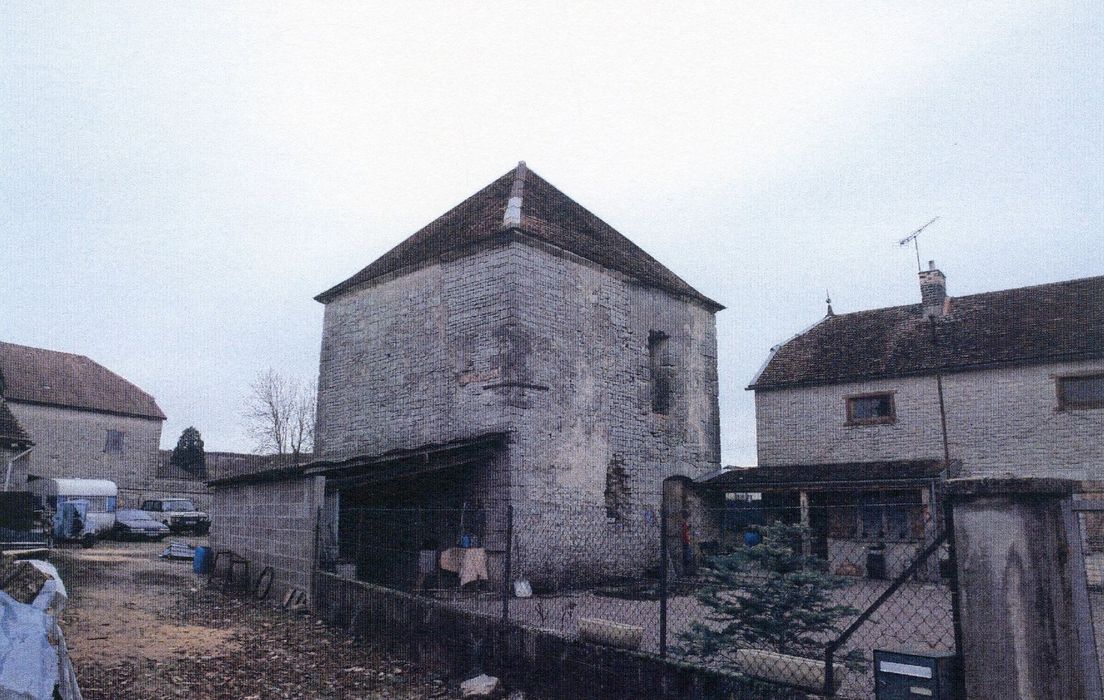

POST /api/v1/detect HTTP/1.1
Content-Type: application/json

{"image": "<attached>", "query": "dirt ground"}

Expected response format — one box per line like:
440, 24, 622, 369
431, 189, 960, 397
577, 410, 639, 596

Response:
51, 539, 457, 699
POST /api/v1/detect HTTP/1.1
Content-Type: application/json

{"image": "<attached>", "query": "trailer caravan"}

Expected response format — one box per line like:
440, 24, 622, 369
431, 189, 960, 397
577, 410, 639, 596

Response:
28, 478, 118, 543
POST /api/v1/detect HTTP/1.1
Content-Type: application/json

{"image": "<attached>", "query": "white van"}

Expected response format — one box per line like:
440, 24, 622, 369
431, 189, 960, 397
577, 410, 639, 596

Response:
29, 477, 118, 538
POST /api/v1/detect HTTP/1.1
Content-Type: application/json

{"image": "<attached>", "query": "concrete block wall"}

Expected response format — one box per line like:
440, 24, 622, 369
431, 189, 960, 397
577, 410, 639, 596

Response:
755, 359, 1104, 479
209, 475, 324, 597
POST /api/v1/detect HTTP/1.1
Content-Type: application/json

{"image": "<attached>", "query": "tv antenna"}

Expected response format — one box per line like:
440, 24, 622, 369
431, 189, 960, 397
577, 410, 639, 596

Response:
899, 217, 940, 272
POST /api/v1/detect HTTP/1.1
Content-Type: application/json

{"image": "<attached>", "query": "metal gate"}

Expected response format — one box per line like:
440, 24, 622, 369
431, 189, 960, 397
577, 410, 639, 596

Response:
821, 502, 963, 698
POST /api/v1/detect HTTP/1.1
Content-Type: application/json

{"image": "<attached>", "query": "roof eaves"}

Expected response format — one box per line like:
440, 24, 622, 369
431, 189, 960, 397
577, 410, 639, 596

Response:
4, 396, 166, 421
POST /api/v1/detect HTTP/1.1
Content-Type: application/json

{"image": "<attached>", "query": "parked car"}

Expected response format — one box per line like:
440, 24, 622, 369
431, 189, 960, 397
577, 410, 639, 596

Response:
140, 498, 210, 535
111, 509, 170, 541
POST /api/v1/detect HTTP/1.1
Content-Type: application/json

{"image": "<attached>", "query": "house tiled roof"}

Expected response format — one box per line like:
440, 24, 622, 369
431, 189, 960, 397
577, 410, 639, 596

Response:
0, 399, 32, 447
750, 275, 1104, 391
0, 341, 165, 420
701, 460, 950, 490
315, 163, 721, 309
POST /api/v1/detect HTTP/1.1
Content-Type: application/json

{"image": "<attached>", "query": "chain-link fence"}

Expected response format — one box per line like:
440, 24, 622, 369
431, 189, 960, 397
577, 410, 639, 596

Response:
317, 496, 960, 699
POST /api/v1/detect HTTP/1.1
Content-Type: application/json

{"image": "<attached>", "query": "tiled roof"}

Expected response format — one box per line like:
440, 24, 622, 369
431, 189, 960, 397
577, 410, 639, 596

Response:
750, 275, 1104, 390
0, 399, 32, 447
0, 341, 165, 420
701, 460, 950, 490
315, 163, 721, 309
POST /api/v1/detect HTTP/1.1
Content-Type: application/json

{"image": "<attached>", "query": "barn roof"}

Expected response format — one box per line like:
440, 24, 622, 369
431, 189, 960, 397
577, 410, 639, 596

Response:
0, 341, 165, 420
315, 163, 721, 309
750, 274, 1104, 391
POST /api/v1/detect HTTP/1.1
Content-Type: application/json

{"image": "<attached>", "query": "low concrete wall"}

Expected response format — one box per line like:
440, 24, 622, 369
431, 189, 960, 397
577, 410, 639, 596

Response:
314, 572, 810, 700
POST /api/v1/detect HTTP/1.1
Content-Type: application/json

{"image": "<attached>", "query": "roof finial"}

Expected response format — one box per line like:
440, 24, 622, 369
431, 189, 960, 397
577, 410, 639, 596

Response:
501, 161, 527, 229
825, 289, 835, 317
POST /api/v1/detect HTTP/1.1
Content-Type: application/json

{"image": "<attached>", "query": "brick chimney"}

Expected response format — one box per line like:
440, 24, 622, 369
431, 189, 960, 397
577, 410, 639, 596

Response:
919, 260, 947, 317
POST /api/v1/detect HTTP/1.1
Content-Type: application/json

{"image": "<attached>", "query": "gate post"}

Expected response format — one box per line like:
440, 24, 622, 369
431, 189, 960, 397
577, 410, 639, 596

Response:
946, 477, 1102, 699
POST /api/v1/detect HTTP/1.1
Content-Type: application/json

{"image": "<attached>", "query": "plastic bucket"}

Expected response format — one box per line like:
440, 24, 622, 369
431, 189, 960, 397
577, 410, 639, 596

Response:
193, 545, 212, 574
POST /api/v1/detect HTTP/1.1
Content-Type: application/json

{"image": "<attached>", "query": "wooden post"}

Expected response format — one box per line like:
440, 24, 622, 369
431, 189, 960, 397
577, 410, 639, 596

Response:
659, 503, 668, 658
501, 504, 513, 623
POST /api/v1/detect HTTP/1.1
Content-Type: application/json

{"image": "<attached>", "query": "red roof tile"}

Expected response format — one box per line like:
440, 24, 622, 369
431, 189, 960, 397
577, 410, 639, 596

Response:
751, 275, 1104, 390
0, 341, 165, 420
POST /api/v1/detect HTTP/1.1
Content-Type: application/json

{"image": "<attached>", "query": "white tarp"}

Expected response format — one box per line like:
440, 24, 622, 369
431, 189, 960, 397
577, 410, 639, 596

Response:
0, 560, 82, 700
27, 560, 68, 615
0, 590, 58, 700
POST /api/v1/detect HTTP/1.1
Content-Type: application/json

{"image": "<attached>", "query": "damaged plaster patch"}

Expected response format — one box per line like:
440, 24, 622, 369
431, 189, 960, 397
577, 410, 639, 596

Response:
604, 455, 630, 521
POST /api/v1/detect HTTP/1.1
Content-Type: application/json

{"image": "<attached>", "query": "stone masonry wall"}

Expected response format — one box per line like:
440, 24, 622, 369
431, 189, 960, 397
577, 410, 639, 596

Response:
209, 475, 324, 598
314, 236, 721, 585
504, 241, 721, 582
315, 245, 514, 459
755, 358, 1104, 479
6, 401, 165, 506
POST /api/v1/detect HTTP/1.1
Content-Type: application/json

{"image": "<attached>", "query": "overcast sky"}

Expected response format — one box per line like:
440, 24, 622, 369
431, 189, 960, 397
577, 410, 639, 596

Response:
2, 2, 1101, 464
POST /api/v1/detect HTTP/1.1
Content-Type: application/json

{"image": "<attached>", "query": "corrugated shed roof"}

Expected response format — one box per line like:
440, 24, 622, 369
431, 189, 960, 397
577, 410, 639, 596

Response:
0, 341, 165, 419
701, 460, 949, 490
315, 163, 721, 309
751, 275, 1104, 390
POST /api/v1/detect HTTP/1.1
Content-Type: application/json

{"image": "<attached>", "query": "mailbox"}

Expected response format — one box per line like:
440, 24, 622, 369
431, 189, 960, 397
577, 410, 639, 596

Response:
874, 649, 957, 699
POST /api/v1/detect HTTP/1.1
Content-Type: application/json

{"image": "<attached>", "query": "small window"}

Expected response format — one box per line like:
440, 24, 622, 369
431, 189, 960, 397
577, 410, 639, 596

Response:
104, 429, 125, 454
649, 331, 672, 414
1058, 374, 1104, 410
846, 392, 896, 425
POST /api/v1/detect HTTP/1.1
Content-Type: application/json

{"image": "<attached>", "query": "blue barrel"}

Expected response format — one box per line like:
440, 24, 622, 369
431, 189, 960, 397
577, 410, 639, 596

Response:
193, 545, 212, 574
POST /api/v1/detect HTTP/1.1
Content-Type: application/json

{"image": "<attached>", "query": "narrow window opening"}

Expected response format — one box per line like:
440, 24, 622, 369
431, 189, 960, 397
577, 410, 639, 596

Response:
104, 429, 125, 454
649, 331, 672, 414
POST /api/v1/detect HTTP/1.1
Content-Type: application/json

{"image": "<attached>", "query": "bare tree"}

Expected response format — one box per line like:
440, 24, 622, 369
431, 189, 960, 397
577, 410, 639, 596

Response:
244, 369, 316, 462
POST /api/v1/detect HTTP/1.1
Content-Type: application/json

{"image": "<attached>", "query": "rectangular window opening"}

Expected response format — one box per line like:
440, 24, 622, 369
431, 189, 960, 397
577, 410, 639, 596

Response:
1057, 374, 1104, 410
846, 392, 896, 425
104, 429, 124, 454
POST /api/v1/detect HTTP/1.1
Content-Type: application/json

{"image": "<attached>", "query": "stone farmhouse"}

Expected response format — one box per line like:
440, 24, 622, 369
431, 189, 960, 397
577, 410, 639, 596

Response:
703, 267, 1104, 577
0, 341, 209, 508
210, 163, 723, 592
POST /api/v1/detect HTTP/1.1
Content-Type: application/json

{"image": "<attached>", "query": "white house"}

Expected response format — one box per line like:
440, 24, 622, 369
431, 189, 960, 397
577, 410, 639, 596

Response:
706, 266, 1104, 577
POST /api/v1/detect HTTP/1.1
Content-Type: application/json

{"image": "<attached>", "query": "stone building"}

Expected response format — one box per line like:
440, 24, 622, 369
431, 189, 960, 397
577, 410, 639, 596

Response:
704, 267, 1104, 577
210, 163, 722, 592
0, 341, 207, 508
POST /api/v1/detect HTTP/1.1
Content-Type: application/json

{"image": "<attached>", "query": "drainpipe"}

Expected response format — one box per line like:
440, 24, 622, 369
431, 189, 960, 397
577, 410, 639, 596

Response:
4, 447, 33, 491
